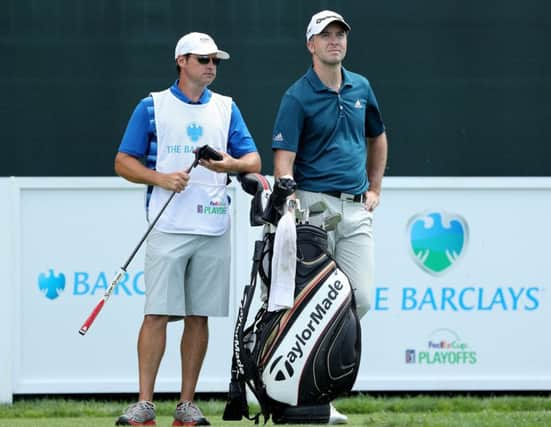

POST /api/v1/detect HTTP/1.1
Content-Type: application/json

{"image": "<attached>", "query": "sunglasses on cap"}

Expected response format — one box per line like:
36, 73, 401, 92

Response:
194, 55, 221, 65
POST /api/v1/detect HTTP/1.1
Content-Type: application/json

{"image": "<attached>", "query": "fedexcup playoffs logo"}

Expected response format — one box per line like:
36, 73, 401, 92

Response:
38, 269, 66, 300
408, 211, 468, 275
405, 328, 477, 365
197, 197, 228, 215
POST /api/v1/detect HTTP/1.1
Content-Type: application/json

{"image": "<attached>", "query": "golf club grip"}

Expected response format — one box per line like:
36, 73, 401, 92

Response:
78, 268, 125, 336
78, 298, 105, 335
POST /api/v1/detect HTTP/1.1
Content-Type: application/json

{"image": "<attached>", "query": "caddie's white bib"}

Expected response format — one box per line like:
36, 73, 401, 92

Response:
149, 89, 232, 235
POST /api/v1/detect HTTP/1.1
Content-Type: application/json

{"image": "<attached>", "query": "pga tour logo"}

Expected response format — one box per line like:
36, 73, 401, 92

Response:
408, 211, 468, 275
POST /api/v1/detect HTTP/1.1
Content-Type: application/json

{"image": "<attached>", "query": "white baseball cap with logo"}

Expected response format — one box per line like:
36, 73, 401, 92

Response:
174, 32, 230, 60
305, 10, 351, 41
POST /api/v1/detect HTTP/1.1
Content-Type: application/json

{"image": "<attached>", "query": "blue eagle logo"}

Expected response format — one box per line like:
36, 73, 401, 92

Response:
408, 212, 468, 275
187, 123, 203, 142
38, 269, 66, 300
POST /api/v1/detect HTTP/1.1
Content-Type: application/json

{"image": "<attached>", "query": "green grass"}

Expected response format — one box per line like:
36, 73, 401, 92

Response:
1, 395, 551, 426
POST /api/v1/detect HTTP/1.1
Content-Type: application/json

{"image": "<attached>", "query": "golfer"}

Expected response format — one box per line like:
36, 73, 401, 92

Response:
271, 10, 388, 423
114, 32, 261, 426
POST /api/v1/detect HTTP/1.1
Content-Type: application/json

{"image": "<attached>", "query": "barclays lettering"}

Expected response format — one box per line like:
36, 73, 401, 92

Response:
390, 211, 545, 312
38, 269, 145, 301
374, 286, 540, 311
72, 271, 145, 296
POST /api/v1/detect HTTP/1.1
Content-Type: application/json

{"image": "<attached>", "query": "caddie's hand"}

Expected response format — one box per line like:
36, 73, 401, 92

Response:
159, 171, 190, 193
364, 190, 380, 212
199, 151, 234, 173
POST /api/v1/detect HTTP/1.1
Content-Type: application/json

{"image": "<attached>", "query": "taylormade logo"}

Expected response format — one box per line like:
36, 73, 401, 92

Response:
269, 279, 344, 380
233, 305, 245, 375
316, 15, 341, 24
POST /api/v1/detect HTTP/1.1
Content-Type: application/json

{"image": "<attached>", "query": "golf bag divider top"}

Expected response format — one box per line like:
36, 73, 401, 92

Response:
224, 173, 361, 424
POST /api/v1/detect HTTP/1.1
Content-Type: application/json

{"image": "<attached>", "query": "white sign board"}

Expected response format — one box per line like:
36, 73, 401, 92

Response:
359, 178, 551, 390
1, 177, 550, 403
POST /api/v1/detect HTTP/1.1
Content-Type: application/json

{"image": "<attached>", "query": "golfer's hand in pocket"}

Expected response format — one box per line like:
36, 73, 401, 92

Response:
364, 190, 380, 212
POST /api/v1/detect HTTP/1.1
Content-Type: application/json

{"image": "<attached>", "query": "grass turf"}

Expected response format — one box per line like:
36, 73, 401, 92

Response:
1, 395, 551, 426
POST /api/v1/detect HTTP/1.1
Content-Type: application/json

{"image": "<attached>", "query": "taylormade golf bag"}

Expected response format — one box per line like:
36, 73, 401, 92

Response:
223, 174, 361, 424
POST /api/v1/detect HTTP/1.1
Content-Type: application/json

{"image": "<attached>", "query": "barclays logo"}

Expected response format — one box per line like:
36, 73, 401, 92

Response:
187, 123, 203, 142
408, 211, 468, 275
368, 210, 544, 313
38, 269, 66, 300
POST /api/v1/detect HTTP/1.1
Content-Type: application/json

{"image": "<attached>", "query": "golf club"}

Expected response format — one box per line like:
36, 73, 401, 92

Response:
305, 201, 328, 228
322, 213, 342, 231
308, 200, 328, 216
78, 144, 222, 336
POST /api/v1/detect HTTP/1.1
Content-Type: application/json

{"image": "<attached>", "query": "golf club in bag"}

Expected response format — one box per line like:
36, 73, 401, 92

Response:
223, 173, 362, 424
78, 144, 223, 336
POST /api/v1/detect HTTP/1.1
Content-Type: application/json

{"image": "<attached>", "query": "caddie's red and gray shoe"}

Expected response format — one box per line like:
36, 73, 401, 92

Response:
115, 400, 156, 426
172, 400, 210, 426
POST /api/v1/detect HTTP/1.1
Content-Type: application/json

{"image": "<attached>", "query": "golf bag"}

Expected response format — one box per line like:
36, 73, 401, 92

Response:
223, 173, 361, 424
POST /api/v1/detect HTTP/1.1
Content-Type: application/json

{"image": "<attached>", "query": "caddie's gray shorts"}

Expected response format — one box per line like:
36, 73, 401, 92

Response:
143, 227, 231, 319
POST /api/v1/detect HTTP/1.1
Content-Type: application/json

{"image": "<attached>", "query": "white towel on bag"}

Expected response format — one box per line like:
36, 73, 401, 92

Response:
268, 210, 297, 311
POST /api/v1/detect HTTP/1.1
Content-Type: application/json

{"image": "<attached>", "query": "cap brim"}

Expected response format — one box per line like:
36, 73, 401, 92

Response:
215, 50, 230, 60
324, 18, 351, 32
187, 48, 230, 60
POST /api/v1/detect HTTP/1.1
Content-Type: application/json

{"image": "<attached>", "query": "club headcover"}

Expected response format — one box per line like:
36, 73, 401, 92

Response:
238, 173, 273, 226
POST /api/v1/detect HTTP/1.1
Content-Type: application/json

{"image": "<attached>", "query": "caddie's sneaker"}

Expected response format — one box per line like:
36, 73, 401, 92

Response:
115, 400, 156, 426
328, 402, 348, 424
172, 400, 210, 426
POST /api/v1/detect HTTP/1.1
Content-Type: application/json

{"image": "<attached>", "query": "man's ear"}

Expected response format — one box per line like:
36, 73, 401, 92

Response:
176, 55, 187, 67
306, 39, 315, 55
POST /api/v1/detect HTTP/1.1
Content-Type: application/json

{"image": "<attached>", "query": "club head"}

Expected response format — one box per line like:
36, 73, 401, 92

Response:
323, 213, 342, 231
295, 208, 306, 223
308, 200, 328, 215
287, 198, 300, 211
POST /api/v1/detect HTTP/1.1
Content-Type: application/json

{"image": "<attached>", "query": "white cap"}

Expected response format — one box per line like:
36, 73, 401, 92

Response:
305, 10, 351, 41
174, 32, 230, 60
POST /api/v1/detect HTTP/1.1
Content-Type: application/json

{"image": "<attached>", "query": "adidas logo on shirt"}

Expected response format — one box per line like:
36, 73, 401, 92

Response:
354, 99, 363, 108
273, 132, 284, 142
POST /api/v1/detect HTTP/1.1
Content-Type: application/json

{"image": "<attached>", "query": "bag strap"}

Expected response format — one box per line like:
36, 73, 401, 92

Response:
224, 237, 270, 423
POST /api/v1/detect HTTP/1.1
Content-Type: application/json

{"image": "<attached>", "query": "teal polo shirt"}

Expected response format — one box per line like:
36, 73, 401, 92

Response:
272, 67, 385, 194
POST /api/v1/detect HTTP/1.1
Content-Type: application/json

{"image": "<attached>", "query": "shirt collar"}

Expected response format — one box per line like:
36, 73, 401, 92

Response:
170, 80, 212, 104
305, 66, 354, 92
